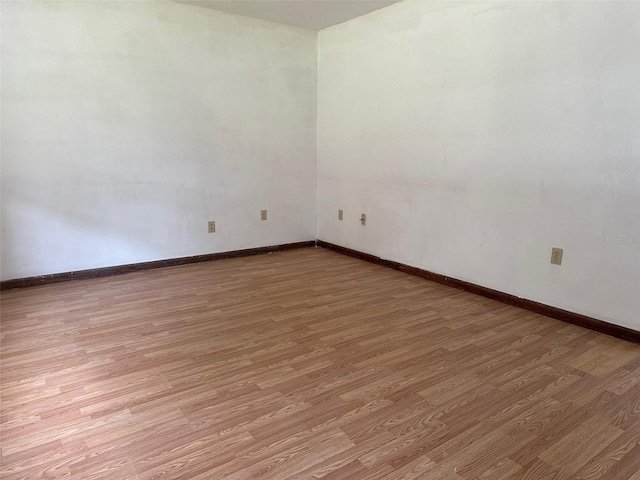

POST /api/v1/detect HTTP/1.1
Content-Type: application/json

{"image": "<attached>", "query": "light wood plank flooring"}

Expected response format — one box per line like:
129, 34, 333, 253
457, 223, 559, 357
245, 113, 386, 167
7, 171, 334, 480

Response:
2, 247, 640, 479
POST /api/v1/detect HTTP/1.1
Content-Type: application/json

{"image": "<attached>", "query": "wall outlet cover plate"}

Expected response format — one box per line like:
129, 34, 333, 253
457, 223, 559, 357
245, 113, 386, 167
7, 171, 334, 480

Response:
551, 247, 563, 265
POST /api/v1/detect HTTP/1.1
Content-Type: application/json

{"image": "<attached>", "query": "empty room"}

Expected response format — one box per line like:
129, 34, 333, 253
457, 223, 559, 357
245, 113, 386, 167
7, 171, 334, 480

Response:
1, 0, 639, 478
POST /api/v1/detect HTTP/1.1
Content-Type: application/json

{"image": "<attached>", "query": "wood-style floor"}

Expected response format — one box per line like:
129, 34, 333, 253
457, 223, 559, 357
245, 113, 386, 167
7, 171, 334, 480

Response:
1, 247, 640, 480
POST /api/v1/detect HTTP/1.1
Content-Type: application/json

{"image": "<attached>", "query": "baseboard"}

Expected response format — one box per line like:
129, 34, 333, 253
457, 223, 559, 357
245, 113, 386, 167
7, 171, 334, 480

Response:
3, 238, 637, 344
317, 240, 640, 344
0, 241, 316, 291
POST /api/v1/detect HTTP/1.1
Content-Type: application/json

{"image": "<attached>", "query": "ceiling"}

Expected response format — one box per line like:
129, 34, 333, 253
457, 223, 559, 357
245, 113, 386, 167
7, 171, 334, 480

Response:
174, 0, 402, 31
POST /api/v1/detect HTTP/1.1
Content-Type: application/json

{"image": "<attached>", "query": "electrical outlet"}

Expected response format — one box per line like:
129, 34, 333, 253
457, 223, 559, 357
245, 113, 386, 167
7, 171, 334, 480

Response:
550, 247, 563, 265
208, 221, 216, 233
338, 209, 343, 221
261, 209, 267, 221
360, 213, 366, 226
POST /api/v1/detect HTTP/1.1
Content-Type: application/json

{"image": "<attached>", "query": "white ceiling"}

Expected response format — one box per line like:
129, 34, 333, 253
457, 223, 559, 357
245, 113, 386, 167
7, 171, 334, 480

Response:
175, 0, 402, 31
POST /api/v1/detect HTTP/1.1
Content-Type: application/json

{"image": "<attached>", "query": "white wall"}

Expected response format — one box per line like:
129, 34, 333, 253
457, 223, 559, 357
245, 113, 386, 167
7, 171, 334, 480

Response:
2, 0, 638, 332
1, 0, 317, 280
318, 1, 640, 330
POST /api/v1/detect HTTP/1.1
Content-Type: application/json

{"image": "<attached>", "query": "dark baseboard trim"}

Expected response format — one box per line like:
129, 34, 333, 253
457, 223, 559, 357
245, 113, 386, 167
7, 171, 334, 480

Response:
3, 238, 637, 344
317, 240, 640, 344
0, 241, 316, 291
